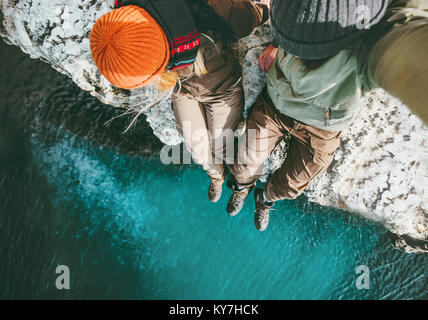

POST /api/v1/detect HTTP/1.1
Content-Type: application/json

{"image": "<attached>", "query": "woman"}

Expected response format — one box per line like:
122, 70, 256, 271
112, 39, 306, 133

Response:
90, 0, 269, 203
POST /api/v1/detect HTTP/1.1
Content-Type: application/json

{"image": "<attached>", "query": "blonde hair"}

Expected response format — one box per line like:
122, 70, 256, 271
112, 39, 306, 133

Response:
118, 50, 209, 133
155, 50, 208, 93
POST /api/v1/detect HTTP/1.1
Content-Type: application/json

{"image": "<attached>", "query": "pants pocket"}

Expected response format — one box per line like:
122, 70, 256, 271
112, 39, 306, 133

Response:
310, 134, 340, 167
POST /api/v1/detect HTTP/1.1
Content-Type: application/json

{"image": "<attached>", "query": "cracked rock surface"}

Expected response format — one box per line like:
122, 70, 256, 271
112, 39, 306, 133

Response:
1, 0, 427, 252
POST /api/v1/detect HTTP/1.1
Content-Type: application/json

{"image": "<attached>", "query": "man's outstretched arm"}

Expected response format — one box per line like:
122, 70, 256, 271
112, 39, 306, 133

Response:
368, 7, 428, 125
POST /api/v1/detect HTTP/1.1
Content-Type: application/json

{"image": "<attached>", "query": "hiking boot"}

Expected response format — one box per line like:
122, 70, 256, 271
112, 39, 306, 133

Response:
254, 188, 273, 232
226, 184, 255, 217
208, 173, 226, 203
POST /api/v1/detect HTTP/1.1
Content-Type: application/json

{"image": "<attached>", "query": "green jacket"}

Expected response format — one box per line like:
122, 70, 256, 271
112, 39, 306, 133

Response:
267, 49, 364, 132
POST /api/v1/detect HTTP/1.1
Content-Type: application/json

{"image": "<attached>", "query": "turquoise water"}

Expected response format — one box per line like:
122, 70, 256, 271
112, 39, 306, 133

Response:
1, 126, 425, 300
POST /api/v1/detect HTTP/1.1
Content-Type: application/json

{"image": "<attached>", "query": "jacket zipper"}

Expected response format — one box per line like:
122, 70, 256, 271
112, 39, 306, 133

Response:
324, 108, 331, 127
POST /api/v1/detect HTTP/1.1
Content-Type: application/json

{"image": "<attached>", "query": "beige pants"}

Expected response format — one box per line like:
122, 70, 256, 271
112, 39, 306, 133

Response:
173, 84, 244, 179
230, 89, 341, 202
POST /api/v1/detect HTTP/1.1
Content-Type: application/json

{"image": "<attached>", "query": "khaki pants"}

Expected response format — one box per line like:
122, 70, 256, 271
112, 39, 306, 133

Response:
173, 84, 244, 179
230, 89, 341, 202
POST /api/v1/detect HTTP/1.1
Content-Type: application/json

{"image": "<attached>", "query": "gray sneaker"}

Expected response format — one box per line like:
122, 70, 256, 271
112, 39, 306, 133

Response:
208, 174, 226, 203
226, 184, 254, 216
254, 188, 273, 232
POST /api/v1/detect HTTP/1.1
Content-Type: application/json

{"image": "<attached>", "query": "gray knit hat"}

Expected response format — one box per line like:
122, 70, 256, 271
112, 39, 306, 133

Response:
270, 0, 390, 59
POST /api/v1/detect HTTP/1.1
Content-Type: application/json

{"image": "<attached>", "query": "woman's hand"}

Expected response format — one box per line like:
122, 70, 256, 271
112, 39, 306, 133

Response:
258, 43, 278, 72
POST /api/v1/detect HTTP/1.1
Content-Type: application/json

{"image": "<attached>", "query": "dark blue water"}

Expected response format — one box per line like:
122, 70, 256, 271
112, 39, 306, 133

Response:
0, 40, 426, 300
0, 125, 425, 299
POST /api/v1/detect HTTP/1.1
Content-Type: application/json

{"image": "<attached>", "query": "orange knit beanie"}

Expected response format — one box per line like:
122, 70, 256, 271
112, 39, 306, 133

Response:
90, 5, 170, 89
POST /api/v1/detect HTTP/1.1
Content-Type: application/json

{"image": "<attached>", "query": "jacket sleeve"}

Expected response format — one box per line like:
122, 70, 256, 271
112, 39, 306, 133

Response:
367, 10, 428, 125
208, 0, 269, 39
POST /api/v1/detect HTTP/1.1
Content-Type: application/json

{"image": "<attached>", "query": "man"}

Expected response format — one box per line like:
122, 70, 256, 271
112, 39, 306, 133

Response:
227, 0, 428, 231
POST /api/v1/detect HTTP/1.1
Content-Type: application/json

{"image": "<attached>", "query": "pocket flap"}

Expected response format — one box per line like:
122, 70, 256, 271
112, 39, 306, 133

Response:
310, 135, 341, 155
310, 135, 340, 166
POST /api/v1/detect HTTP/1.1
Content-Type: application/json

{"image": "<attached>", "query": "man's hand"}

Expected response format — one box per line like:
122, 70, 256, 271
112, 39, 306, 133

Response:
258, 43, 278, 72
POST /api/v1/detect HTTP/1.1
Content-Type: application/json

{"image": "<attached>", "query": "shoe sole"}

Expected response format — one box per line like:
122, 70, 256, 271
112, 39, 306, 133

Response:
254, 189, 269, 232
